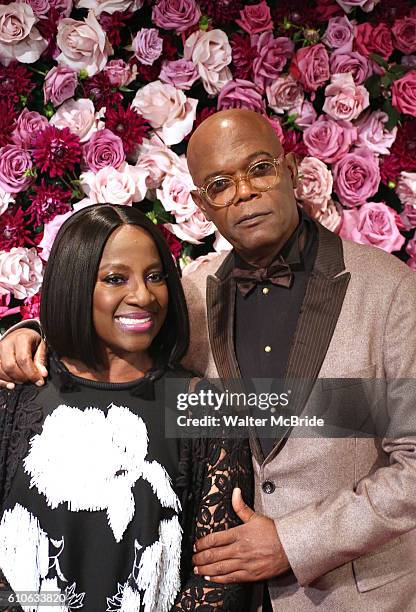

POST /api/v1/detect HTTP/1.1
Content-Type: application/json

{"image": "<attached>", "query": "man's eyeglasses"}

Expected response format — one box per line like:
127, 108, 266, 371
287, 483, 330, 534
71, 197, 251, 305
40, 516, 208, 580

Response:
196, 154, 285, 209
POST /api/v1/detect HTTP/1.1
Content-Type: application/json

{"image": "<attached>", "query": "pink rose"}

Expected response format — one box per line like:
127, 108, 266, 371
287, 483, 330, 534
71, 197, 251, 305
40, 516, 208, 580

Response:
295, 156, 333, 212
303, 115, 357, 164
83, 128, 125, 172
56, 11, 113, 76
164, 209, 215, 245
266, 74, 304, 114
184, 29, 232, 95
132, 28, 163, 66
0, 247, 43, 299
75, 0, 142, 16
397, 171, 416, 207
135, 135, 182, 190
38, 210, 73, 260
27, 0, 50, 18
292, 99, 317, 128
392, 16, 416, 54
236, 1, 273, 35
333, 147, 381, 207
103, 59, 137, 87
0, 2, 47, 66
354, 22, 393, 61
132, 80, 197, 146
159, 59, 199, 90
0, 188, 14, 216
80, 163, 148, 205
11, 109, 48, 148
50, 0, 73, 17
290, 44, 330, 93
356, 110, 397, 155
43, 65, 78, 107
308, 199, 342, 233
335, 0, 379, 13
217, 79, 265, 113
406, 235, 416, 259
152, 0, 201, 33
182, 251, 223, 277
49, 98, 105, 143
339, 201, 405, 253
252, 33, 294, 92
330, 50, 372, 85
322, 16, 354, 52
0, 145, 34, 194
392, 71, 416, 118
323, 73, 369, 121
156, 169, 198, 222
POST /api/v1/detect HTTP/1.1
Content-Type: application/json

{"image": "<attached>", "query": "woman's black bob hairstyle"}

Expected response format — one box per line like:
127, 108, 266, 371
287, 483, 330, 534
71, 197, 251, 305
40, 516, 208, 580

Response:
40, 204, 189, 370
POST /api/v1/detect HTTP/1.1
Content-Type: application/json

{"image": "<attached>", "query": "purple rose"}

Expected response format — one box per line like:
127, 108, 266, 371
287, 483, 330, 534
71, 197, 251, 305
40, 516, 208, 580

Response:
303, 116, 357, 164
252, 32, 294, 92
11, 108, 48, 148
132, 28, 163, 66
340, 201, 405, 254
217, 79, 265, 113
82, 128, 125, 173
0, 145, 34, 194
333, 147, 381, 208
290, 44, 330, 93
330, 50, 372, 85
44, 65, 78, 107
236, 1, 273, 35
322, 16, 354, 52
159, 59, 199, 90
152, 0, 201, 33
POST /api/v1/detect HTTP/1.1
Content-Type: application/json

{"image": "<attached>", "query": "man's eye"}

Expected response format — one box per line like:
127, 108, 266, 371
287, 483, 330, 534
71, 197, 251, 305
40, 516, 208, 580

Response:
209, 178, 233, 194
250, 161, 274, 177
103, 275, 126, 285
146, 272, 166, 284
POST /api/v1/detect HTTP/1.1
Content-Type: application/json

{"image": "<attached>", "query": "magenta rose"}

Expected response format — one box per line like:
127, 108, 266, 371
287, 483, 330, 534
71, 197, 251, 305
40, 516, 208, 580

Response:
290, 44, 330, 93
132, 28, 163, 66
323, 72, 369, 121
82, 128, 125, 172
333, 147, 381, 207
236, 1, 273, 36
335, 0, 379, 13
0, 145, 34, 194
11, 109, 48, 148
217, 79, 265, 112
392, 71, 416, 117
339, 201, 405, 253
252, 33, 294, 92
354, 22, 393, 61
392, 16, 416, 55
322, 16, 354, 52
152, 0, 201, 33
103, 60, 137, 87
43, 65, 78, 107
159, 59, 199, 90
303, 116, 357, 164
330, 50, 372, 85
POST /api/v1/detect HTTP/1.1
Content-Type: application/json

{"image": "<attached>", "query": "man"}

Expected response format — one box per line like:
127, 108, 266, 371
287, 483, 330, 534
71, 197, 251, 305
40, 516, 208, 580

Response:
1, 110, 416, 611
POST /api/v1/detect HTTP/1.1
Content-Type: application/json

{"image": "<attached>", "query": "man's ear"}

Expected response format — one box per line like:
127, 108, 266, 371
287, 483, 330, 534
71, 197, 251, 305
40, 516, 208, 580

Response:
191, 189, 212, 220
284, 152, 298, 189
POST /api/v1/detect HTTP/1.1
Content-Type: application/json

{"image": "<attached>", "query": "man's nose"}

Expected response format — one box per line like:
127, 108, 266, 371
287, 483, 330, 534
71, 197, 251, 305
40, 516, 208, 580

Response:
235, 176, 258, 203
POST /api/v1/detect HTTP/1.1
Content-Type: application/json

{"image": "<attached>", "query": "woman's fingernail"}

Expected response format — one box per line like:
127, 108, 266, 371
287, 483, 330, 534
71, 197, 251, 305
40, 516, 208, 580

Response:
193, 544, 196, 553
204, 576, 210, 581
6, 382, 15, 390
35, 380, 44, 387
193, 567, 198, 575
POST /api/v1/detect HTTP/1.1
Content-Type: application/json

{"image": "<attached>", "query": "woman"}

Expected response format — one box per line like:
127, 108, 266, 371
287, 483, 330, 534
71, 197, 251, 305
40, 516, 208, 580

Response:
0, 204, 252, 611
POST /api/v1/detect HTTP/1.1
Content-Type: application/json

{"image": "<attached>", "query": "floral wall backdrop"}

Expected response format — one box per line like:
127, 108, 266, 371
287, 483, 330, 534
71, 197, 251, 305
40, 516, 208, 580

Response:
0, 0, 416, 330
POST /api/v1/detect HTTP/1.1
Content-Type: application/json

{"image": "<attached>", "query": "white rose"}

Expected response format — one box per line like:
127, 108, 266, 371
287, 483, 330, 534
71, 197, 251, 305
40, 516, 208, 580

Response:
0, 2, 47, 66
184, 29, 232, 95
0, 247, 43, 299
50, 98, 105, 143
80, 163, 148, 205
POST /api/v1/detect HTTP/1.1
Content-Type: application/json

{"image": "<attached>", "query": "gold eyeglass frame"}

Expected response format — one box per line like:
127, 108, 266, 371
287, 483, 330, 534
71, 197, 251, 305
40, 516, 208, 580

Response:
196, 154, 285, 209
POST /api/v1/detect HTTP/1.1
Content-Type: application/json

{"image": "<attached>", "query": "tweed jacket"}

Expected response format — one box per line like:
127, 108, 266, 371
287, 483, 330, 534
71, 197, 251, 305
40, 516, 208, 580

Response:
181, 222, 416, 612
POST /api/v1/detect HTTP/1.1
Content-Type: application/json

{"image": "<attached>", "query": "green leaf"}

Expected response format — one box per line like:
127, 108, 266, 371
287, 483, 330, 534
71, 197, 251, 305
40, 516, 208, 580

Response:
199, 15, 210, 30
388, 64, 409, 80
364, 74, 381, 98
382, 100, 401, 131
370, 53, 389, 70
380, 73, 394, 88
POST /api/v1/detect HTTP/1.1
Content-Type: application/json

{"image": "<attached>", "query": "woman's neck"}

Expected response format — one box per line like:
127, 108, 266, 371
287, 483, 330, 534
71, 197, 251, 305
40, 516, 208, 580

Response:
60, 352, 154, 383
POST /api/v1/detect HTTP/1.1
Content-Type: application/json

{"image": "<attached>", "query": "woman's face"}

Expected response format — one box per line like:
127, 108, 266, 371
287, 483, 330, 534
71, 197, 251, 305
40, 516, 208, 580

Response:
93, 225, 169, 362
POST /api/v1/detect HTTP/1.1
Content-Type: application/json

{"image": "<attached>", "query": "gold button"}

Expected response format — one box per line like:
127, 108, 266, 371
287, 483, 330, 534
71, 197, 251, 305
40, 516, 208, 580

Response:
262, 287, 269, 295
264, 345, 272, 353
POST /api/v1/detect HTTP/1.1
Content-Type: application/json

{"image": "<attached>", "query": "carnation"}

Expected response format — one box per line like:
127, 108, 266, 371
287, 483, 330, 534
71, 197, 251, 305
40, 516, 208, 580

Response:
0, 63, 35, 105
0, 145, 34, 194
26, 180, 72, 226
333, 147, 381, 207
105, 105, 150, 155
217, 79, 265, 112
0, 247, 43, 300
32, 125, 81, 178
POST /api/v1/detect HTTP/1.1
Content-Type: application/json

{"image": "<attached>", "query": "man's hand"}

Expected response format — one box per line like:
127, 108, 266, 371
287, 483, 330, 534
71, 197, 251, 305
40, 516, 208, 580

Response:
0, 329, 47, 388
192, 487, 290, 583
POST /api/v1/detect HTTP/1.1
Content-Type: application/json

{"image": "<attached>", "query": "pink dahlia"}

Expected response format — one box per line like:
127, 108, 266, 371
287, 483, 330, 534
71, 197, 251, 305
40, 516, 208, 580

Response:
32, 126, 81, 178
106, 105, 150, 155
0, 207, 34, 251
27, 180, 72, 226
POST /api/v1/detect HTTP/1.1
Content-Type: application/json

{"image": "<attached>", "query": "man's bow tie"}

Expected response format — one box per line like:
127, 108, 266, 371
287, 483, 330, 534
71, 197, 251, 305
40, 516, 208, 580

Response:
232, 257, 294, 297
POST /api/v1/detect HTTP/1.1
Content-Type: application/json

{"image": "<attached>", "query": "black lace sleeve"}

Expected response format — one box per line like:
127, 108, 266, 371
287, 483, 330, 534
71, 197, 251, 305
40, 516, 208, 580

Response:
173, 435, 253, 611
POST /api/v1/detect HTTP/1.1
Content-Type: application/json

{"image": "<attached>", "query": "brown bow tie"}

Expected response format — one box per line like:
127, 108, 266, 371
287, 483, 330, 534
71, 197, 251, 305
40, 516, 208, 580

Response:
232, 257, 294, 297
